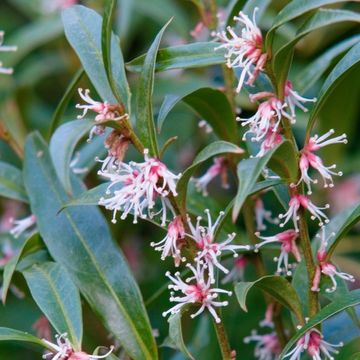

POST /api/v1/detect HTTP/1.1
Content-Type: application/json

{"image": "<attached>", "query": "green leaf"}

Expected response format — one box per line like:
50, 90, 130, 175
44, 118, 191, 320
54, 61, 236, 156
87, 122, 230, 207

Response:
63, 183, 109, 208
23, 132, 157, 360
168, 310, 195, 360
126, 42, 226, 73
235, 275, 304, 323
2, 233, 43, 304
102, 0, 131, 109
47, 69, 84, 140
23, 262, 83, 350
295, 35, 360, 92
279, 289, 360, 359
49, 119, 94, 194
273, 9, 360, 92
232, 141, 297, 222
0, 162, 28, 203
242, 0, 272, 18
0, 327, 50, 349
306, 41, 360, 136
136, 20, 171, 156
177, 141, 244, 212
62, 5, 130, 108
266, 0, 349, 48
350, 353, 360, 360
157, 88, 239, 143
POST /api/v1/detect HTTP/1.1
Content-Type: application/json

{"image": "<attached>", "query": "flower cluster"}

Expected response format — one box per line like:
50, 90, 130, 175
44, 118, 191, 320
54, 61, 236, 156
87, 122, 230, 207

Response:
244, 330, 281, 360
0, 31, 17, 75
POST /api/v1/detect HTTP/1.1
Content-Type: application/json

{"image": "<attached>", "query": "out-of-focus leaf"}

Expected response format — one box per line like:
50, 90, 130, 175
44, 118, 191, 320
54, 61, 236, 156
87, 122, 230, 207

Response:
177, 141, 244, 212
242, 0, 272, 18
265, 0, 349, 48
157, 88, 239, 143
235, 275, 303, 323
295, 35, 360, 92
1, 233, 43, 304
279, 290, 360, 359
232, 141, 297, 222
23, 262, 83, 350
49, 119, 94, 194
306, 42, 360, 137
274, 9, 360, 93
126, 42, 226, 73
0, 162, 28, 203
136, 20, 171, 156
23, 132, 157, 360
0, 327, 49, 349
62, 5, 130, 108
48, 69, 84, 139
350, 353, 360, 360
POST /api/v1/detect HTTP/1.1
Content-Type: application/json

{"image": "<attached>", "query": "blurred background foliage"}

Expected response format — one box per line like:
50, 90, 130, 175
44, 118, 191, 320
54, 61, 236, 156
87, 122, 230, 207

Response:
0, 0, 359, 359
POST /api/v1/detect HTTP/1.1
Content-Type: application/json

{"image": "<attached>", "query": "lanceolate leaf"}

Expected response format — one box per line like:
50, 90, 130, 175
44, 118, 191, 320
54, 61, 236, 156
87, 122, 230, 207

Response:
136, 20, 171, 156
23, 132, 157, 360
62, 5, 130, 108
157, 88, 239, 143
306, 42, 360, 137
0, 327, 50, 349
126, 42, 226, 73
0, 162, 28, 203
235, 275, 304, 323
63, 183, 110, 208
279, 290, 360, 359
23, 262, 83, 350
49, 119, 94, 194
177, 141, 244, 212
273, 9, 360, 92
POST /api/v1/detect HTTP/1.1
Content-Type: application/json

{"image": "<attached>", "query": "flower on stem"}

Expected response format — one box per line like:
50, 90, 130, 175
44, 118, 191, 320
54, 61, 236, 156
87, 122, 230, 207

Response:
283, 328, 343, 360
254, 197, 279, 231
99, 149, 180, 225
9, 214, 36, 239
244, 330, 281, 360
76, 88, 128, 142
279, 195, 329, 232
150, 216, 186, 266
42, 333, 113, 360
254, 229, 301, 275
221, 255, 248, 284
259, 303, 274, 328
311, 228, 355, 293
214, 8, 267, 93
255, 129, 282, 158
193, 157, 229, 196
187, 209, 251, 283
284, 80, 317, 119
238, 91, 294, 142
0, 31, 17, 75
292, 129, 347, 194
162, 263, 232, 323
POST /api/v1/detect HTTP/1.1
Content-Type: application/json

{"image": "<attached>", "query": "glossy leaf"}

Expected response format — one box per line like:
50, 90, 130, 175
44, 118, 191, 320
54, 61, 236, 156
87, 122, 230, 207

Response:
63, 183, 109, 208
232, 141, 297, 222
0, 162, 28, 203
49, 119, 94, 194
306, 42, 360, 136
62, 5, 130, 108
177, 141, 244, 212
295, 35, 360, 92
23, 132, 157, 360
235, 275, 303, 323
274, 9, 360, 92
23, 262, 83, 350
157, 87, 238, 143
279, 289, 360, 358
0, 327, 49, 349
136, 20, 171, 156
126, 42, 226, 73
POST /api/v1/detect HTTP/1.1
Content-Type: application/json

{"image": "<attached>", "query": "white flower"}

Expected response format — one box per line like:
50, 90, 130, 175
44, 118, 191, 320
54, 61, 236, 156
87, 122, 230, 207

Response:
99, 149, 180, 225
162, 263, 232, 323
244, 330, 281, 360
221, 255, 248, 284
9, 214, 36, 239
187, 209, 251, 283
254, 197, 279, 231
215, 8, 267, 93
0, 31, 17, 75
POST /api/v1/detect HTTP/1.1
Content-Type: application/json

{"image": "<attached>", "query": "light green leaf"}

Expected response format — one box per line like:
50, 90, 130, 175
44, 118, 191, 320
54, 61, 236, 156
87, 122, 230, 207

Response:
23, 262, 83, 350
0, 162, 28, 203
126, 42, 226, 73
24, 132, 157, 360
235, 275, 304, 323
136, 20, 171, 156
279, 290, 360, 359
0, 327, 50, 349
